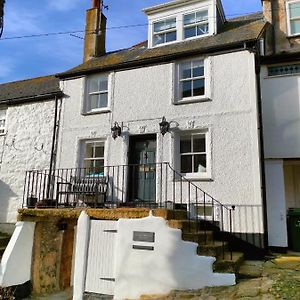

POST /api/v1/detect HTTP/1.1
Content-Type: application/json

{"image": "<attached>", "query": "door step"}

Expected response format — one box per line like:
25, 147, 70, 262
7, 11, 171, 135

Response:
213, 252, 244, 273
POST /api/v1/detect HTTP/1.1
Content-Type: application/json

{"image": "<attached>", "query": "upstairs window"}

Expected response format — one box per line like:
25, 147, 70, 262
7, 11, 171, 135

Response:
83, 141, 105, 175
177, 59, 205, 101
0, 109, 6, 135
153, 17, 176, 46
287, 1, 300, 35
85, 74, 109, 113
183, 10, 209, 39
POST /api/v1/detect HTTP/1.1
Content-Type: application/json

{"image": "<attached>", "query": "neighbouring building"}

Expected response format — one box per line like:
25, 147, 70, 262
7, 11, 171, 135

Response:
0, 76, 62, 230
260, 0, 300, 251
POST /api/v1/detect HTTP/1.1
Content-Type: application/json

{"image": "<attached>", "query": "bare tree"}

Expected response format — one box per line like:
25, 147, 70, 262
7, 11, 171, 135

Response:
0, 0, 5, 37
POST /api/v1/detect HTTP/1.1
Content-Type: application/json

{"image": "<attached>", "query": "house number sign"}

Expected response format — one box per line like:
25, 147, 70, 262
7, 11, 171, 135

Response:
132, 231, 155, 251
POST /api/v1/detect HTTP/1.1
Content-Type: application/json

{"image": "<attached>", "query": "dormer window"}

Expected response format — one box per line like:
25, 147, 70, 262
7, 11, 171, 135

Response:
153, 17, 176, 46
287, 1, 300, 36
144, 0, 223, 48
183, 10, 209, 39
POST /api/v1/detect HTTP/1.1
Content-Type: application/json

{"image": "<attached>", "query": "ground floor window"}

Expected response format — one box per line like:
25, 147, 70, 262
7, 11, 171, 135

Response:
83, 141, 105, 175
0, 109, 7, 134
179, 131, 209, 177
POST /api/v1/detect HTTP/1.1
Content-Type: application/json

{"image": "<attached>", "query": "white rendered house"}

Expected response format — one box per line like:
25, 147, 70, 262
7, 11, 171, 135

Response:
29, 0, 268, 252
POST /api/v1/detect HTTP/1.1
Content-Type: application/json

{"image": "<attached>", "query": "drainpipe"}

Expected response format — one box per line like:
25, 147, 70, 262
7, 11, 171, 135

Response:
254, 50, 269, 250
47, 95, 60, 200
271, 0, 276, 54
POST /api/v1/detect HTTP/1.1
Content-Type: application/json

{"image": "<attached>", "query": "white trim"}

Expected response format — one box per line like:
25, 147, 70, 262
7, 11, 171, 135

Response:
0, 108, 7, 135
83, 73, 113, 114
174, 57, 211, 104
176, 129, 212, 180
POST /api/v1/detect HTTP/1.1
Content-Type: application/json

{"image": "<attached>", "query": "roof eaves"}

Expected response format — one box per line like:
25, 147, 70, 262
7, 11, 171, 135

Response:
0, 91, 64, 105
58, 38, 259, 80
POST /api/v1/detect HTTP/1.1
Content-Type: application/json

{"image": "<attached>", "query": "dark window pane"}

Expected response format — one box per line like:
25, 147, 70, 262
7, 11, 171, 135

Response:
99, 93, 108, 108
84, 160, 94, 170
181, 155, 192, 173
166, 31, 176, 42
193, 79, 205, 96
197, 23, 209, 35
165, 18, 176, 29
99, 77, 108, 91
193, 136, 205, 152
180, 138, 191, 153
85, 144, 93, 159
154, 21, 165, 32
194, 154, 206, 173
182, 80, 192, 98
181, 63, 191, 79
184, 27, 196, 39
95, 145, 104, 157
196, 10, 208, 22
94, 159, 104, 174
193, 62, 204, 77
89, 94, 99, 110
153, 34, 164, 45
89, 78, 98, 93
184, 13, 196, 25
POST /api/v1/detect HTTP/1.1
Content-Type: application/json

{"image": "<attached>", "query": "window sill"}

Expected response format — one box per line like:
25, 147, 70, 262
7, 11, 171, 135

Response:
182, 173, 213, 181
0, 133, 6, 137
174, 97, 211, 105
82, 108, 111, 116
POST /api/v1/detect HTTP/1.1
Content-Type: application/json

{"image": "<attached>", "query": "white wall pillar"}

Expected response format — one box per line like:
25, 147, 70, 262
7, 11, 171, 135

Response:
265, 160, 288, 248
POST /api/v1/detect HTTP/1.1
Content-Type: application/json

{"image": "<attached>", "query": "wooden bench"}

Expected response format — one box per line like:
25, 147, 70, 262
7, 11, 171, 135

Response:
56, 176, 108, 207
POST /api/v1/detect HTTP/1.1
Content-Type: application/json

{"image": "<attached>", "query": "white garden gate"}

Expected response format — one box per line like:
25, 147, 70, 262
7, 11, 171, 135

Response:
84, 220, 117, 296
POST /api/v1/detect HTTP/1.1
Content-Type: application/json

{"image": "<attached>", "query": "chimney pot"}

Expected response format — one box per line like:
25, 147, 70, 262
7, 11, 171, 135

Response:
92, 0, 101, 9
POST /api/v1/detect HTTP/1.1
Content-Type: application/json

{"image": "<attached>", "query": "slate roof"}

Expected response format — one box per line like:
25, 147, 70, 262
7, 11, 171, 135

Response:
0, 75, 62, 104
58, 12, 267, 79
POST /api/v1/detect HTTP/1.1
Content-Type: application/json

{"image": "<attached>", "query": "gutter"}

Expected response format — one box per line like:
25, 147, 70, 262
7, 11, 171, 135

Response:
0, 91, 64, 106
57, 39, 261, 80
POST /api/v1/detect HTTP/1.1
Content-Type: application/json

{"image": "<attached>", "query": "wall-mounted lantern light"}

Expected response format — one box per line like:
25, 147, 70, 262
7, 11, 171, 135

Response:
111, 122, 122, 139
159, 116, 170, 136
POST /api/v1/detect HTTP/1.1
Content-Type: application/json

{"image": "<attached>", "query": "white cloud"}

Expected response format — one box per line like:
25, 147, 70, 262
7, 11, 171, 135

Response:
47, 0, 83, 12
4, 8, 43, 35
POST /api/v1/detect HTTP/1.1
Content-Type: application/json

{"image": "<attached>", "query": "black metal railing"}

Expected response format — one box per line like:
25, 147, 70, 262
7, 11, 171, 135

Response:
22, 162, 264, 257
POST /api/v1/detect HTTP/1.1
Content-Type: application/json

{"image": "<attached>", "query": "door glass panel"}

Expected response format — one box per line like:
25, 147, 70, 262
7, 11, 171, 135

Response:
180, 138, 191, 153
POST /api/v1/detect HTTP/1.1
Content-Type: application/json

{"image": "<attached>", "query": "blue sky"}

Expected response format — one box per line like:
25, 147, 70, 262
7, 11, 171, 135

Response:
0, 0, 261, 84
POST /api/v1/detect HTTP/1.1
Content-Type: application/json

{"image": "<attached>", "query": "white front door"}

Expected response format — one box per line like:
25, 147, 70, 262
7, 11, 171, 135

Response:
85, 220, 117, 295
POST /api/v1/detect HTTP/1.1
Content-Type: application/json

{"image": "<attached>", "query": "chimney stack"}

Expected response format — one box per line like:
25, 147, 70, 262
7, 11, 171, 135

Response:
83, 0, 107, 62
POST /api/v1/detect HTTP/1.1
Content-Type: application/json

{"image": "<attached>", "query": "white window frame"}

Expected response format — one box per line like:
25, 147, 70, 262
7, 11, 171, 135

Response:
177, 130, 212, 180
82, 140, 106, 176
0, 108, 7, 135
152, 17, 177, 46
84, 73, 111, 114
174, 57, 211, 104
286, 0, 300, 36
148, 5, 213, 48
183, 9, 210, 40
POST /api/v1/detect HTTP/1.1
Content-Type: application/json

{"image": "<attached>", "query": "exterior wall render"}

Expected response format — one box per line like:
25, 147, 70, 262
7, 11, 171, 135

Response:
0, 100, 56, 223
260, 65, 300, 158
57, 50, 263, 234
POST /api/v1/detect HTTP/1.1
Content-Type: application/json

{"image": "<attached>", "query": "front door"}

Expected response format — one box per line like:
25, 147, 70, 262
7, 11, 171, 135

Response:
128, 135, 156, 203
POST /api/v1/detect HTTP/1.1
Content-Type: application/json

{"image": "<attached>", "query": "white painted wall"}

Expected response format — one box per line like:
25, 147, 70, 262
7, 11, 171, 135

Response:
58, 50, 263, 235
114, 214, 235, 300
0, 100, 55, 223
261, 66, 300, 158
265, 160, 288, 248
73, 212, 235, 300
0, 221, 35, 286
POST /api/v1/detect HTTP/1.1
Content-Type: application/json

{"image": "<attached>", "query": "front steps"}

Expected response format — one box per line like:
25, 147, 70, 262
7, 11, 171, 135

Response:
167, 219, 244, 274
0, 232, 11, 259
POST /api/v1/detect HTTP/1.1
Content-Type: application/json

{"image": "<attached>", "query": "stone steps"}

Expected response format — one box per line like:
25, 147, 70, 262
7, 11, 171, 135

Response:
168, 219, 244, 274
